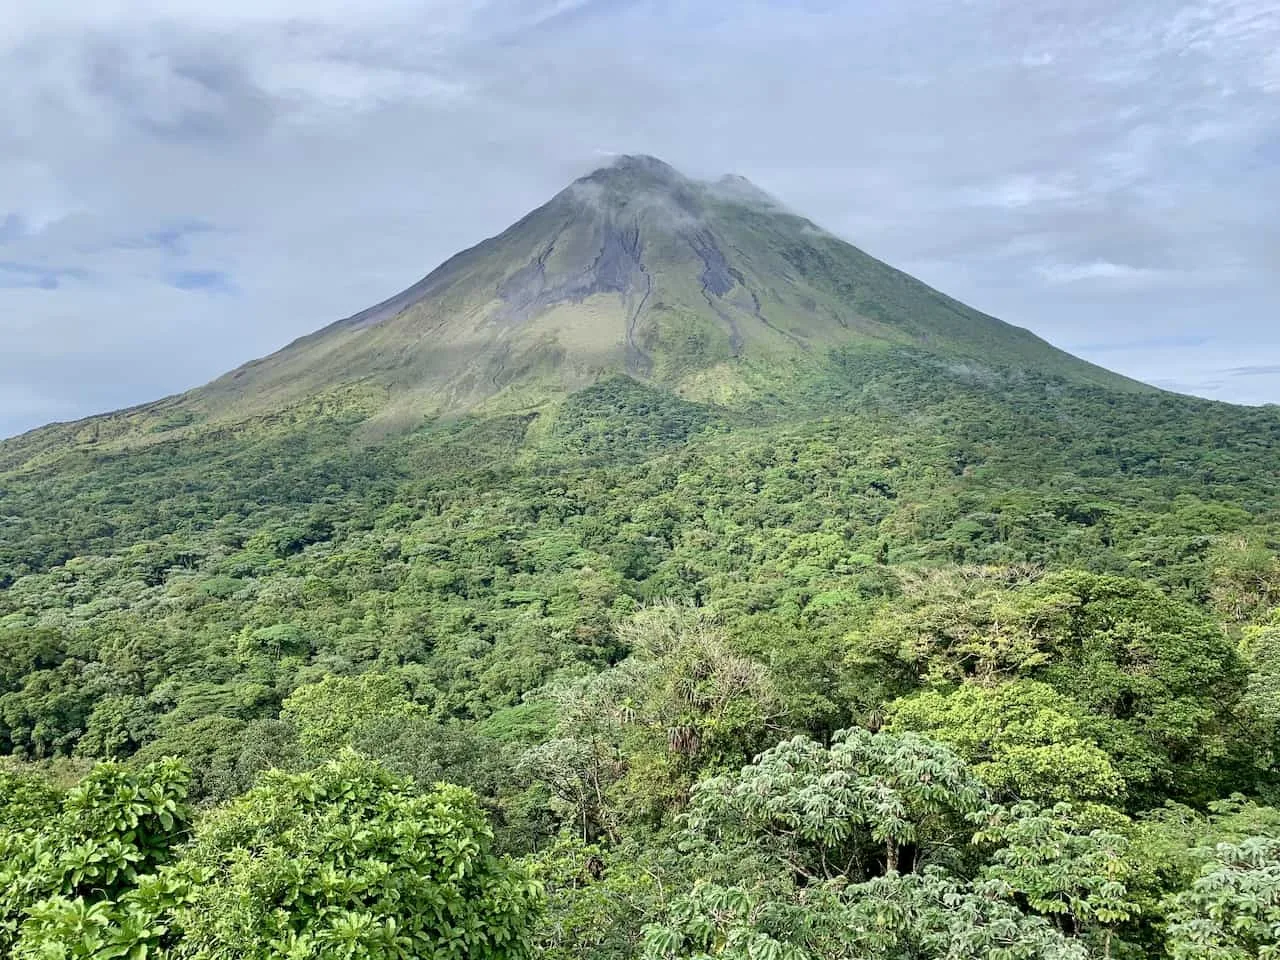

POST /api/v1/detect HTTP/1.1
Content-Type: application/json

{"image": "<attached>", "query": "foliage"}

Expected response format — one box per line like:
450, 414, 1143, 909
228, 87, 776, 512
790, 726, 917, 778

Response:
850, 569, 1252, 803
642, 872, 1090, 960
529, 833, 681, 960
975, 802, 1137, 946
2, 755, 541, 959
2, 349, 1280, 956
166, 755, 541, 959
518, 604, 782, 841
885, 680, 1126, 803
0, 764, 61, 829
0, 758, 192, 957
1163, 837, 1280, 960
687, 728, 986, 879
280, 671, 423, 755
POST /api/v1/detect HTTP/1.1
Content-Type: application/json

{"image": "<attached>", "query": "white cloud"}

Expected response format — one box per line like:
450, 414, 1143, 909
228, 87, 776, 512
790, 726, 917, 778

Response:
962, 176, 1079, 210
1019, 52, 1056, 68
0, 1, 474, 39
259, 59, 470, 117
1035, 261, 1167, 286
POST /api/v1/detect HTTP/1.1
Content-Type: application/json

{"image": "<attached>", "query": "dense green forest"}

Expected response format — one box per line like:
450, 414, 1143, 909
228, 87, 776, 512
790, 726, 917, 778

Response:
3, 347, 1280, 958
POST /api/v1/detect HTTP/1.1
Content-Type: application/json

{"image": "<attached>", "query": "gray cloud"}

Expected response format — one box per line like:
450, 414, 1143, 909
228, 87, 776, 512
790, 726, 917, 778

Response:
168, 269, 234, 291
0, 261, 89, 290
1, 0, 1278, 437
1229, 365, 1280, 377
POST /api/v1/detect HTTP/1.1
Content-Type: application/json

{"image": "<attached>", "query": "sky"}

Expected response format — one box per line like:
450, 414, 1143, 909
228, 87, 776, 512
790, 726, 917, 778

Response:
2, 0, 1278, 438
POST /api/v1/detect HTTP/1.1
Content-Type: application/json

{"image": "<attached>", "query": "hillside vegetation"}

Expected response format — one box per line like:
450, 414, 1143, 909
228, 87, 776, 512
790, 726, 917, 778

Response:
3, 352, 1280, 957
3, 158, 1280, 958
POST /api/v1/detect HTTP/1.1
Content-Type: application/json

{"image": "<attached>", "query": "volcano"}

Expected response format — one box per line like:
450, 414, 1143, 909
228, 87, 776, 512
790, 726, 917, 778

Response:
2, 155, 1150, 466
182, 155, 1141, 429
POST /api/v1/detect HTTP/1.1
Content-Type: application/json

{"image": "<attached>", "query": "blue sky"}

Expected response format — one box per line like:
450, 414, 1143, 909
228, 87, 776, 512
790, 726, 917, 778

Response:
2, 0, 1278, 437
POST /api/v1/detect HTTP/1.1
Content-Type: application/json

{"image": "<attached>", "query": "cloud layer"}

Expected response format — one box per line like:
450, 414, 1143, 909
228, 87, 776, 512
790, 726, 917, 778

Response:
2, 0, 1278, 436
